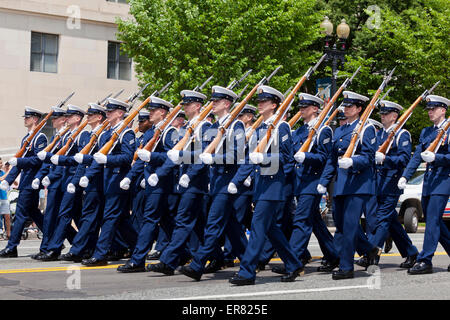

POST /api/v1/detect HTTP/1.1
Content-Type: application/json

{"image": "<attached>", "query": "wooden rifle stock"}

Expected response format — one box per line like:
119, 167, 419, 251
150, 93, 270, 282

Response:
15, 111, 53, 158
288, 111, 302, 128
324, 107, 340, 127
246, 115, 263, 141
426, 117, 450, 153
79, 120, 110, 155
43, 126, 70, 153
56, 120, 89, 156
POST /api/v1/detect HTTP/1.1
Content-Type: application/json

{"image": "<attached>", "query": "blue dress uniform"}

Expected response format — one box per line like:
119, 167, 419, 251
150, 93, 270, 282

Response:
318, 91, 380, 278
81, 98, 138, 265
231, 86, 303, 285
289, 93, 339, 268
0, 107, 47, 257
117, 97, 178, 271
149, 108, 212, 273
402, 95, 450, 274
41, 106, 93, 259
180, 87, 248, 279
371, 101, 418, 262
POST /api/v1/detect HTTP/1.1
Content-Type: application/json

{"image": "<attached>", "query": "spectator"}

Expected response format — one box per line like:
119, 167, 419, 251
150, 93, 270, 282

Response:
0, 158, 11, 239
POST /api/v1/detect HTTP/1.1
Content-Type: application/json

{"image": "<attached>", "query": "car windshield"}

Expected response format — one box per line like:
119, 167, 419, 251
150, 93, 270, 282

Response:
408, 172, 424, 185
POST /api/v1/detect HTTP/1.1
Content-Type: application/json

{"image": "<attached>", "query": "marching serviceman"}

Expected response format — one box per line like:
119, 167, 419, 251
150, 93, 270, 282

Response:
80, 98, 138, 266
399, 95, 450, 274
59, 103, 108, 262
117, 96, 177, 272
147, 89, 212, 275
317, 91, 382, 280
179, 85, 248, 281
0, 107, 48, 258
369, 100, 419, 268
229, 85, 303, 285
286, 93, 339, 273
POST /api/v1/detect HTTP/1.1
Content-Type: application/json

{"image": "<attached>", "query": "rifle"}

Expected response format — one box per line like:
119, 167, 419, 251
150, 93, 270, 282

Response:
342, 67, 396, 158
14, 92, 75, 158
253, 54, 327, 153
126, 83, 151, 106
171, 70, 252, 151
134, 76, 214, 160
425, 116, 450, 153
78, 120, 111, 155
378, 81, 440, 155
42, 126, 71, 153
98, 81, 172, 155
298, 67, 361, 153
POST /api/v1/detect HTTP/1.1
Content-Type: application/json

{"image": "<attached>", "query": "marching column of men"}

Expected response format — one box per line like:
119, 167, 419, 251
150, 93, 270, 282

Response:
0, 85, 448, 284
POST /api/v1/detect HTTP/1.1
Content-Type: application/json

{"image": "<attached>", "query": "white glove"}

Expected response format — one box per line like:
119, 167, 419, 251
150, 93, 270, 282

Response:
148, 173, 159, 187
140, 178, 146, 189
420, 151, 435, 163
227, 182, 238, 194
74, 153, 84, 164
338, 157, 353, 169
37, 151, 47, 161
0, 180, 9, 191
294, 151, 306, 163
317, 184, 327, 194
79, 176, 89, 188
199, 153, 213, 165
375, 152, 385, 164
244, 176, 252, 187
167, 150, 180, 163
8, 157, 17, 167
120, 177, 131, 190
249, 152, 264, 164
67, 183, 76, 194
50, 155, 59, 165
137, 149, 151, 162
31, 178, 40, 190
397, 177, 407, 190
179, 174, 190, 188
94, 153, 107, 164
42, 176, 51, 187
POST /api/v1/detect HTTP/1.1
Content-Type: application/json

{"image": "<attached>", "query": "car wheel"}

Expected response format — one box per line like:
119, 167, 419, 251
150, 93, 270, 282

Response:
404, 207, 419, 233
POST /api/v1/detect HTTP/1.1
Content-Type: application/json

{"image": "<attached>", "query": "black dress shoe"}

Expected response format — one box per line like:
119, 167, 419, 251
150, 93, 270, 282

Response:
399, 254, 417, 269
384, 236, 393, 253
223, 259, 235, 268
301, 257, 312, 266
355, 256, 370, 268
39, 251, 60, 261
147, 250, 161, 260
367, 247, 382, 266
180, 265, 202, 281
59, 252, 83, 262
317, 259, 339, 272
106, 250, 128, 261
117, 261, 146, 273
271, 265, 288, 275
81, 257, 108, 267
332, 269, 354, 280
0, 247, 17, 258
146, 262, 174, 275
256, 261, 266, 273
229, 275, 255, 286
280, 267, 304, 282
407, 262, 433, 275
204, 259, 225, 274
31, 251, 45, 260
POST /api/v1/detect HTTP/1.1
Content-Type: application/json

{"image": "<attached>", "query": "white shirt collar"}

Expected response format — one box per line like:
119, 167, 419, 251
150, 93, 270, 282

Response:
383, 123, 395, 133
264, 114, 276, 125
218, 113, 229, 126
436, 119, 446, 128
348, 118, 358, 126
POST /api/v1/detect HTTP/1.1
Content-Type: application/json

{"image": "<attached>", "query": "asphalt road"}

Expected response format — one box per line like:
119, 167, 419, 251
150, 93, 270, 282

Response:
0, 230, 448, 301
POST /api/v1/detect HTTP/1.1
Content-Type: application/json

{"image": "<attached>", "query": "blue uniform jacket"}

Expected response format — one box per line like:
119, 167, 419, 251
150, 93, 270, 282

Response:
402, 125, 450, 196
319, 120, 377, 196
34, 132, 66, 190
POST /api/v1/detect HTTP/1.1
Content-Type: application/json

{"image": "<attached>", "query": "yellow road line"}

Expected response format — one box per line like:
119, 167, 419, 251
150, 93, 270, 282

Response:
0, 252, 447, 274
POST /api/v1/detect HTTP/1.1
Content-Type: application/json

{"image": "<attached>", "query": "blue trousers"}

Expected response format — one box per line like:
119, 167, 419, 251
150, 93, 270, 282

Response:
290, 194, 339, 262
46, 189, 83, 253
7, 189, 43, 250
129, 192, 173, 266
154, 193, 179, 253
371, 195, 418, 258
92, 193, 137, 260
130, 186, 145, 232
190, 193, 248, 273
69, 191, 104, 256
417, 195, 450, 265
39, 188, 62, 253
333, 195, 375, 271
364, 195, 379, 243
238, 200, 302, 280
160, 192, 205, 270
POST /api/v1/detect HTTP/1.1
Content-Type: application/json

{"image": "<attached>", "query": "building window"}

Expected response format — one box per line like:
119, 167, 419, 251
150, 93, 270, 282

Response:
106, 0, 128, 4
107, 41, 132, 81
30, 32, 58, 73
